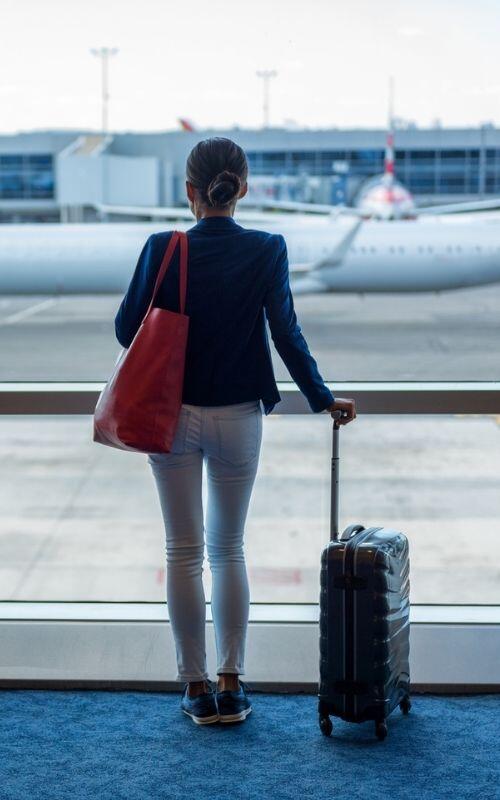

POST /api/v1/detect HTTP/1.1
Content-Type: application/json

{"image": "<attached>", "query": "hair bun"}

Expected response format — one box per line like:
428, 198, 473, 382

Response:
206, 170, 241, 207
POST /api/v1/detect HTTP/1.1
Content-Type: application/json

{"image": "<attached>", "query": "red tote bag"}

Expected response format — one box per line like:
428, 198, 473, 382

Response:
93, 230, 189, 453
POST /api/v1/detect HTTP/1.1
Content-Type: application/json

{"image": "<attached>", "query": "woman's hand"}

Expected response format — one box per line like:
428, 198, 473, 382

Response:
325, 397, 356, 425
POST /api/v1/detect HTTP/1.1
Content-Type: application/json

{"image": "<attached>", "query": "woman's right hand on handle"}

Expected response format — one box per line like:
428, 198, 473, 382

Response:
326, 397, 356, 425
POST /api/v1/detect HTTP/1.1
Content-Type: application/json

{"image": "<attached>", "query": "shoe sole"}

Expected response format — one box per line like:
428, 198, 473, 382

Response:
218, 706, 252, 723
182, 709, 220, 725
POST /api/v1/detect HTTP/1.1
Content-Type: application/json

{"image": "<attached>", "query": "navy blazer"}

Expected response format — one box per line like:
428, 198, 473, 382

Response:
114, 215, 335, 415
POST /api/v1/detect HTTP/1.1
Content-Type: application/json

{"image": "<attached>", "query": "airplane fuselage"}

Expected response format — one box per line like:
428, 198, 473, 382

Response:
1, 216, 500, 294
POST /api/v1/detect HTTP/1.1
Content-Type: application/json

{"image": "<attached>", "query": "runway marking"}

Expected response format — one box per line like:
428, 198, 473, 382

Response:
1, 298, 57, 325
249, 567, 302, 585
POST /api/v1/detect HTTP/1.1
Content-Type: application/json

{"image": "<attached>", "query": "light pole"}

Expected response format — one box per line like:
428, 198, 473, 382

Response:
256, 69, 277, 128
90, 46, 119, 133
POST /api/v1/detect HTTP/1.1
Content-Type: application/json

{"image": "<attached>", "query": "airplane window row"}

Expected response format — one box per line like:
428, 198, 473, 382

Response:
351, 245, 500, 256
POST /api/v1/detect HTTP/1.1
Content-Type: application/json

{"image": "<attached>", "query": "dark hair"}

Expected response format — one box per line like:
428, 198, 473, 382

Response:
186, 137, 248, 208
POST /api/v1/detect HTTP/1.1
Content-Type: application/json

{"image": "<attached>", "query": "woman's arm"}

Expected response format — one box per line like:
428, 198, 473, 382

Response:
114, 234, 164, 348
263, 234, 336, 413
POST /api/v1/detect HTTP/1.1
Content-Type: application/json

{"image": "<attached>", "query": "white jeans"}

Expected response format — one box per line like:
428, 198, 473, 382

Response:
147, 400, 263, 682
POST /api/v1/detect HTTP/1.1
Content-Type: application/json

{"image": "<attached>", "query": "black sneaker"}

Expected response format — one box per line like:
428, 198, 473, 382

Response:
180, 680, 219, 725
216, 679, 252, 723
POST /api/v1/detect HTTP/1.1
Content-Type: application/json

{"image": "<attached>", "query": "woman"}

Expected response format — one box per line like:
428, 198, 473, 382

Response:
114, 137, 356, 726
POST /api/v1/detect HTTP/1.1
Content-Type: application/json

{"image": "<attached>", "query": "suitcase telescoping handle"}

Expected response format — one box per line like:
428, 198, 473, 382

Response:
330, 410, 364, 542
330, 411, 342, 541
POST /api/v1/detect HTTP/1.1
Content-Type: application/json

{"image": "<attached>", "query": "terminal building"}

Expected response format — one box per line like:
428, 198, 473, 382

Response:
1, 124, 500, 222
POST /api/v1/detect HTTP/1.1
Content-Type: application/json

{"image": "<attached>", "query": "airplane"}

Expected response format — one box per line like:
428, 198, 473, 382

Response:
178, 117, 198, 132
352, 77, 417, 221
2, 207, 500, 294
4, 69, 500, 298
353, 128, 417, 221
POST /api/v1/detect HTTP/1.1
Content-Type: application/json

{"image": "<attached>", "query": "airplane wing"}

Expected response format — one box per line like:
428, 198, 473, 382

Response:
248, 196, 500, 218
310, 218, 364, 268
414, 197, 500, 215
94, 203, 194, 220
289, 263, 314, 273
290, 274, 330, 294
288, 218, 364, 284
247, 199, 365, 218
93, 202, 309, 225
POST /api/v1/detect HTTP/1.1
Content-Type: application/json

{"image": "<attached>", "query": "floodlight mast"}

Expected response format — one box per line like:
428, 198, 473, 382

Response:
256, 69, 277, 128
90, 47, 119, 133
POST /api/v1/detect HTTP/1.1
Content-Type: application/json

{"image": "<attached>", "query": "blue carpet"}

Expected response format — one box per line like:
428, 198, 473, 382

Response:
0, 691, 498, 800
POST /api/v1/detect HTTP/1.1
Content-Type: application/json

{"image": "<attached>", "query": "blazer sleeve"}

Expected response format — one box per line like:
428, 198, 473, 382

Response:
114, 233, 165, 348
263, 234, 335, 413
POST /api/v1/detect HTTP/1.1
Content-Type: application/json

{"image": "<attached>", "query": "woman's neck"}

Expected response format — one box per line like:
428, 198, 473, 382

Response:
195, 205, 235, 221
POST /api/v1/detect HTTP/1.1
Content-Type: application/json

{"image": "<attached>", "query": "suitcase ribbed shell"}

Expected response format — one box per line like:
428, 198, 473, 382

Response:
319, 526, 410, 723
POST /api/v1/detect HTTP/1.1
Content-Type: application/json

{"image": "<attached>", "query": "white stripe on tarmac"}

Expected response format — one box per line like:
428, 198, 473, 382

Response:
1, 298, 57, 325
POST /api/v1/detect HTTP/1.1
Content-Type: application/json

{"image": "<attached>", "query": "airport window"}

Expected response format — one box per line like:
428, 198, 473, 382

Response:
28, 155, 53, 166
1, 413, 498, 605
439, 178, 467, 192
290, 151, 315, 163
246, 151, 264, 172
466, 171, 481, 192
317, 150, 347, 164
0, 173, 24, 198
407, 178, 435, 192
407, 173, 435, 186
0, 154, 23, 165
485, 175, 500, 192
262, 152, 287, 165
408, 150, 436, 159
0, 153, 54, 199
440, 149, 467, 160
485, 149, 500, 171
349, 149, 383, 162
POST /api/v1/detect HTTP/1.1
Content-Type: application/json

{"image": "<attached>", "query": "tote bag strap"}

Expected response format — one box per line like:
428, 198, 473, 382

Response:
178, 231, 188, 315
143, 230, 189, 320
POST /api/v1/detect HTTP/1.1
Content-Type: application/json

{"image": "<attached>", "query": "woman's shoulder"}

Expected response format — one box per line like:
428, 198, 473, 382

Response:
235, 225, 285, 252
144, 230, 178, 260
148, 229, 176, 245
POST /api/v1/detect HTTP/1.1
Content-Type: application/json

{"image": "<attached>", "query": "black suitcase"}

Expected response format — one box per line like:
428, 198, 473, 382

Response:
318, 411, 411, 741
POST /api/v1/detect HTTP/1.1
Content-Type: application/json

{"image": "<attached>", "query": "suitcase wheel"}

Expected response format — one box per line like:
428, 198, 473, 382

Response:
319, 715, 333, 737
375, 721, 388, 741
399, 696, 412, 715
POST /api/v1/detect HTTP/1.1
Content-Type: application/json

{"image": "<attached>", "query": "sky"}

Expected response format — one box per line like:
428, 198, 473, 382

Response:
1, 0, 499, 134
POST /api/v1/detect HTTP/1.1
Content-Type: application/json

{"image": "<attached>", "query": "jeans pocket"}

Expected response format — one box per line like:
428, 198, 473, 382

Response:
214, 407, 262, 467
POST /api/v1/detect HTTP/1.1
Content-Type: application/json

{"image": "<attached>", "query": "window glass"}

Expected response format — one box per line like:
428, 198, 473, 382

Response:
1, 414, 498, 604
